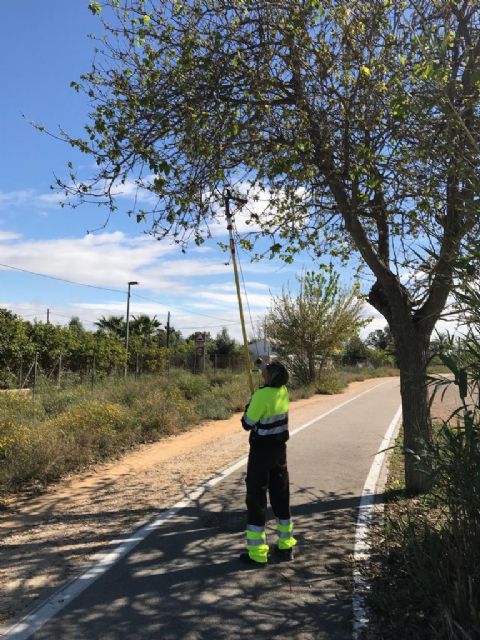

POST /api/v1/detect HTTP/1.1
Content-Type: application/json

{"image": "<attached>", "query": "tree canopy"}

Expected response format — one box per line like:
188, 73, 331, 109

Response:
62, 0, 480, 346
265, 270, 364, 383
54, 0, 480, 491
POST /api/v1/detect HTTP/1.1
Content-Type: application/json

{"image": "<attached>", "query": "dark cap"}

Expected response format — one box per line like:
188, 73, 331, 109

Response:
266, 362, 289, 387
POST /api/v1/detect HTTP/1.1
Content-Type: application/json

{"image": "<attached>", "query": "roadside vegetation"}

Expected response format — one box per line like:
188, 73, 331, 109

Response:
0, 363, 398, 499
367, 409, 480, 639
0, 308, 246, 390
0, 369, 246, 496
0, 269, 402, 499
366, 282, 480, 639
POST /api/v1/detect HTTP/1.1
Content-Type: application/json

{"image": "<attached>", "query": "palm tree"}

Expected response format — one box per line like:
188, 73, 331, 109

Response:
94, 315, 126, 338
130, 315, 162, 341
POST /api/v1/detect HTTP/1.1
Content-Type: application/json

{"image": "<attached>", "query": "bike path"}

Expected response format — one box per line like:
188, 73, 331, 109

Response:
17, 378, 401, 639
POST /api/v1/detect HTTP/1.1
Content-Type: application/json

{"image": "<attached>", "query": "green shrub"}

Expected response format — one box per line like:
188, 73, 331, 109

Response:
40, 388, 85, 417
195, 393, 230, 420
171, 369, 209, 399
0, 419, 62, 490
0, 392, 45, 423
132, 385, 197, 437
289, 385, 315, 400
314, 371, 345, 395
368, 354, 480, 639
94, 376, 145, 408
368, 421, 480, 639
47, 400, 136, 464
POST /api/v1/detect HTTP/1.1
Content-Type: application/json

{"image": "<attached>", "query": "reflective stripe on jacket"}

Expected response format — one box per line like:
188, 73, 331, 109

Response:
241, 385, 289, 447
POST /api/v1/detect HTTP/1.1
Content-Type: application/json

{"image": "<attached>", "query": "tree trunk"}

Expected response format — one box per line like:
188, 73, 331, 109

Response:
368, 280, 435, 494
395, 331, 432, 494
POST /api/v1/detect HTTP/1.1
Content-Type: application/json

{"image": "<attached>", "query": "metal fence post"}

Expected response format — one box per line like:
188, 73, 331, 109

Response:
91, 354, 96, 392
32, 352, 38, 401
57, 353, 62, 388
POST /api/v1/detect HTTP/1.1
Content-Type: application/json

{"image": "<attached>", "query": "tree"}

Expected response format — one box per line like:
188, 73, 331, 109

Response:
25, 321, 67, 377
366, 327, 396, 355
130, 314, 162, 342
94, 315, 126, 338
0, 309, 32, 388
68, 316, 86, 335
55, 1, 480, 492
265, 271, 364, 384
213, 327, 238, 356
343, 335, 370, 367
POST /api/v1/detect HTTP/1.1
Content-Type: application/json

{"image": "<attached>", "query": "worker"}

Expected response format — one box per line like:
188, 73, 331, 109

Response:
240, 360, 297, 566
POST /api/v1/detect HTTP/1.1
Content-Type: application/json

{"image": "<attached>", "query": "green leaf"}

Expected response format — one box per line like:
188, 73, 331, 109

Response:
88, 2, 102, 15
439, 352, 459, 376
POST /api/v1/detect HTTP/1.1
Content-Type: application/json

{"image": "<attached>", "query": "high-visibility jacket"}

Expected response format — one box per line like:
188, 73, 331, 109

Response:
241, 384, 289, 447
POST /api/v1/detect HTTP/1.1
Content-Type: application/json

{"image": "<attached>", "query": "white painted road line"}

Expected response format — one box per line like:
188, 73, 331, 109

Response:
352, 404, 403, 639
1, 379, 395, 640
289, 380, 390, 438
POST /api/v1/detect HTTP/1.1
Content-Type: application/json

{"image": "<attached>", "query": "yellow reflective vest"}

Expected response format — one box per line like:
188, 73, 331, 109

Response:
241, 385, 289, 447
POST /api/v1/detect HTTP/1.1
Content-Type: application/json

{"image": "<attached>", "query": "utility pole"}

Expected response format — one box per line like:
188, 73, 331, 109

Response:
125, 280, 139, 377
224, 189, 254, 394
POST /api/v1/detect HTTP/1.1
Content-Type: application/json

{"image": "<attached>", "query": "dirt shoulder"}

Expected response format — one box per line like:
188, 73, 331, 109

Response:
0, 379, 400, 625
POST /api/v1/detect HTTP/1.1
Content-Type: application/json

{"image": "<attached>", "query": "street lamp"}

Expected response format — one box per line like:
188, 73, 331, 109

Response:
125, 281, 139, 377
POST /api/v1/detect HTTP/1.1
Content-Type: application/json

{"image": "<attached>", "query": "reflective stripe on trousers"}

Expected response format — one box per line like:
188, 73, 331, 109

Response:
246, 524, 268, 563
276, 518, 297, 550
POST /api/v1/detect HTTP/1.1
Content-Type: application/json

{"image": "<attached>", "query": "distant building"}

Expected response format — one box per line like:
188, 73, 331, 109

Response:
248, 339, 277, 360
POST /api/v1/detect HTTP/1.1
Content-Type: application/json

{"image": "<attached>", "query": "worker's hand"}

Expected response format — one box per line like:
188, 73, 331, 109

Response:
241, 416, 253, 431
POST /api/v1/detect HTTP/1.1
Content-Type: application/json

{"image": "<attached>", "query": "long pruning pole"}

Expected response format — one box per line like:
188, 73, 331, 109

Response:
224, 189, 255, 394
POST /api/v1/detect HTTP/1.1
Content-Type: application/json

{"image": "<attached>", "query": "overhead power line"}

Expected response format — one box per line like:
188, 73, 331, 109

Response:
174, 321, 239, 330
0, 262, 125, 294
0, 261, 244, 328
132, 292, 242, 324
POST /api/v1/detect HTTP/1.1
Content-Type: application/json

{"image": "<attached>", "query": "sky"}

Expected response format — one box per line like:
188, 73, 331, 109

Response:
0, 1, 385, 341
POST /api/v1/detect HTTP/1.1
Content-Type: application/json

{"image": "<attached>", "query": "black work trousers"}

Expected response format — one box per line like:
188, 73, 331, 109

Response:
245, 444, 291, 527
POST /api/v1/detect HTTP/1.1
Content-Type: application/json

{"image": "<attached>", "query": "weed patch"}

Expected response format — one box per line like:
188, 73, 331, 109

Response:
367, 421, 480, 639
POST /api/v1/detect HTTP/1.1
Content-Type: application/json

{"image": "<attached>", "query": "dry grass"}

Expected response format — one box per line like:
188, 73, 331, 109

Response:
0, 366, 395, 498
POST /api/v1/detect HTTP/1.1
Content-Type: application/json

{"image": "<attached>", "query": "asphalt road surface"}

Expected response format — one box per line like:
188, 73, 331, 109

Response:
10, 378, 401, 640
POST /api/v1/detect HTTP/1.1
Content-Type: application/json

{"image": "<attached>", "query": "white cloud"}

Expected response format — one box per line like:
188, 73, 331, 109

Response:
0, 231, 22, 241
110, 177, 157, 204
0, 231, 179, 288
0, 228, 279, 341
189, 288, 272, 310
36, 192, 65, 205
0, 180, 155, 212
0, 190, 34, 207
0, 189, 63, 211
360, 316, 388, 339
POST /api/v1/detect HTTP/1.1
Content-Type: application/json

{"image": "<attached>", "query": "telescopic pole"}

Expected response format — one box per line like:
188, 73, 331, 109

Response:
224, 189, 254, 394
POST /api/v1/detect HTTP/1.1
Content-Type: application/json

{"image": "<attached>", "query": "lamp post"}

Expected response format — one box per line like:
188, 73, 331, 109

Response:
125, 280, 139, 377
